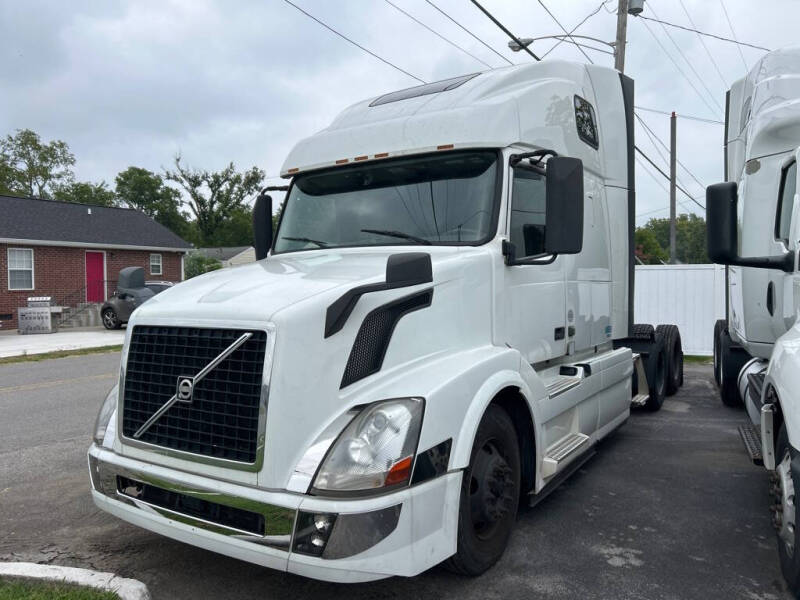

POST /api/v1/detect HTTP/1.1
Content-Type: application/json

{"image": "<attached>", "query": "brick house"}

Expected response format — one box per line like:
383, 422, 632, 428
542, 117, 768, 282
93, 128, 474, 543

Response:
1, 194, 191, 329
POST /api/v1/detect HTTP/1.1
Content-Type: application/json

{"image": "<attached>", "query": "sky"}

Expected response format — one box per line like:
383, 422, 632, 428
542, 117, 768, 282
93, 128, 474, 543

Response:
0, 0, 795, 225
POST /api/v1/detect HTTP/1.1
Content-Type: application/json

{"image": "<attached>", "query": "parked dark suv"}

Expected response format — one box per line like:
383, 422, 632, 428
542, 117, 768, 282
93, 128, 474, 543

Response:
101, 267, 173, 329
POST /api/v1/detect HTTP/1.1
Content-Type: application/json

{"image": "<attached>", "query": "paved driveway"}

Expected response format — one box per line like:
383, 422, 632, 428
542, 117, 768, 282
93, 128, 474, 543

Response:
0, 355, 790, 598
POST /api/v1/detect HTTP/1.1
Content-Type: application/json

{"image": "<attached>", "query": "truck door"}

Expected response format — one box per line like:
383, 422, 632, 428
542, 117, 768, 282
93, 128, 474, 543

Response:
774, 154, 799, 334
503, 164, 567, 363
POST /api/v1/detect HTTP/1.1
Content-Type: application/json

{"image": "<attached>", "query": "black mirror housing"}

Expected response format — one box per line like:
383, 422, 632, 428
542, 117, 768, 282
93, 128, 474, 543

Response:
253, 193, 273, 260
706, 181, 794, 272
544, 156, 584, 255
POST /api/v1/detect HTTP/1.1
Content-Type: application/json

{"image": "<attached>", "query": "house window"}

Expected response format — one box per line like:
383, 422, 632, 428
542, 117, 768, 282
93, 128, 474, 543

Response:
574, 95, 599, 149
150, 253, 162, 275
8, 248, 34, 290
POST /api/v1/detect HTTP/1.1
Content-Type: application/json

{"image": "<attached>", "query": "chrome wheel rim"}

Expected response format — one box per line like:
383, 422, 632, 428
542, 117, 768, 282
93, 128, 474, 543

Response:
103, 310, 117, 328
774, 450, 796, 557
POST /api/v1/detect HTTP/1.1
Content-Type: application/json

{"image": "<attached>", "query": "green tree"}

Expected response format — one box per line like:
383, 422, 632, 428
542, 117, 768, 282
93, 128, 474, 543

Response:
115, 166, 190, 239
205, 205, 253, 246
53, 181, 117, 206
164, 155, 264, 246
184, 252, 223, 279
0, 128, 75, 198
639, 213, 708, 264
635, 228, 668, 264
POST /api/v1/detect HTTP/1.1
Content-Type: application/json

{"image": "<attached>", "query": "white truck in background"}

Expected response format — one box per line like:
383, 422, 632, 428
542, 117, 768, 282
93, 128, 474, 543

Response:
89, 60, 682, 582
706, 46, 800, 593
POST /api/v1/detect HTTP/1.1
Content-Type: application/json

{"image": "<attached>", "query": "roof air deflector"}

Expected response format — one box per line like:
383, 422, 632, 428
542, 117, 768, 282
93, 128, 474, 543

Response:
369, 73, 480, 107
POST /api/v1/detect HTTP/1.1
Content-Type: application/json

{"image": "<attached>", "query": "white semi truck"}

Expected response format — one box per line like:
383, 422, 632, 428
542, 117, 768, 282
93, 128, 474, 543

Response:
89, 60, 682, 582
707, 47, 800, 593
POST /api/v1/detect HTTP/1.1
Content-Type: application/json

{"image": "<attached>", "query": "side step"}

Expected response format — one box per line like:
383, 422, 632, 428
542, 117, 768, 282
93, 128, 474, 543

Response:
739, 423, 763, 466
541, 433, 590, 478
545, 375, 581, 398
530, 444, 596, 508
630, 353, 650, 407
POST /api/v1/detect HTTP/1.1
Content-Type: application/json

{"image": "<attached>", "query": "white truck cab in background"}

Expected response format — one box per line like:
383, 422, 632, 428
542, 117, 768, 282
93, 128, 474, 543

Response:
89, 60, 681, 582
707, 46, 800, 593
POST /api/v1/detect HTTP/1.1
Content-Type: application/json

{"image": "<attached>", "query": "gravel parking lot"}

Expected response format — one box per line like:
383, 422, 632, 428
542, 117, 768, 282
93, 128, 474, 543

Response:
0, 354, 790, 599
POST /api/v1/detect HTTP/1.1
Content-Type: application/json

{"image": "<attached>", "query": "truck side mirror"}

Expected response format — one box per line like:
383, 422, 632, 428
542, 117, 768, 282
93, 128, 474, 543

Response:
253, 192, 273, 261
544, 156, 584, 255
706, 182, 794, 272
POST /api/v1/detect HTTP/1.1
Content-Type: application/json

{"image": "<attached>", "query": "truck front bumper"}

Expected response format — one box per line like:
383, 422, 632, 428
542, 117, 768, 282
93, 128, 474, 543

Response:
88, 444, 460, 582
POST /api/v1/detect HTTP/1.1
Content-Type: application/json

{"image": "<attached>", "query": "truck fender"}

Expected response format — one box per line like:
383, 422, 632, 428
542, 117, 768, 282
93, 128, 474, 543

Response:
764, 324, 800, 452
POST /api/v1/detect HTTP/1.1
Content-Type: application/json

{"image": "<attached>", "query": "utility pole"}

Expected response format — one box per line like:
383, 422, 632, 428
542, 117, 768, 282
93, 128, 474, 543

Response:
670, 111, 677, 263
614, 0, 628, 72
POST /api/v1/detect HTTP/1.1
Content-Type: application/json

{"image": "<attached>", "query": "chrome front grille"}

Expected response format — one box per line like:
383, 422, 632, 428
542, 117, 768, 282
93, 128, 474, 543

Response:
121, 326, 268, 464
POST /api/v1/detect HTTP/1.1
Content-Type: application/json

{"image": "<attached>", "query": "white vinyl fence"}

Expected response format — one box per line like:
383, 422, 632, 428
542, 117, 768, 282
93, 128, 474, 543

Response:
634, 264, 726, 356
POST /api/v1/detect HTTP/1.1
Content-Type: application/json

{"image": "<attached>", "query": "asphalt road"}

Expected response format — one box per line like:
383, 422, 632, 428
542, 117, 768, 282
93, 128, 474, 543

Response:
0, 355, 791, 599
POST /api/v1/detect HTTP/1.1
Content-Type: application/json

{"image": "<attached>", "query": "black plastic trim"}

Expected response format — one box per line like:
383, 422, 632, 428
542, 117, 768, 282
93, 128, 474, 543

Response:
340, 288, 433, 387
410, 439, 452, 485
724, 90, 730, 323
619, 73, 636, 336
325, 253, 432, 338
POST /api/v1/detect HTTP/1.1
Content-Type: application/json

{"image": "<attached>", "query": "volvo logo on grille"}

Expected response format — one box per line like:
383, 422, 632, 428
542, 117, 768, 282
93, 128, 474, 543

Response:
176, 376, 195, 403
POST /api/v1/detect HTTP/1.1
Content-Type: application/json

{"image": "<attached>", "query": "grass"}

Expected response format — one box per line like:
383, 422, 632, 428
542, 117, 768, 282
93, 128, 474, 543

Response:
0, 577, 119, 600
684, 354, 713, 364
0, 345, 123, 366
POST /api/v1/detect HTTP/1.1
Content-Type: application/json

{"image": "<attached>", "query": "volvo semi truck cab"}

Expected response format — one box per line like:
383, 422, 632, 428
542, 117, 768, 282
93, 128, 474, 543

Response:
706, 46, 800, 593
89, 60, 679, 582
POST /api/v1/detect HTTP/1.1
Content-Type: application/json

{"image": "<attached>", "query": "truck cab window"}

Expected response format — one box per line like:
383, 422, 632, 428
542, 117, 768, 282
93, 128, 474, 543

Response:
776, 161, 797, 245
509, 168, 547, 259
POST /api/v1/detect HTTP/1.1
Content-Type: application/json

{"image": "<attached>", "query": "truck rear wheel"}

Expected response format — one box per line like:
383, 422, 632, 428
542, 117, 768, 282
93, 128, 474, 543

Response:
774, 425, 800, 595
644, 334, 667, 411
719, 325, 747, 407
656, 324, 683, 396
713, 319, 725, 386
446, 405, 520, 576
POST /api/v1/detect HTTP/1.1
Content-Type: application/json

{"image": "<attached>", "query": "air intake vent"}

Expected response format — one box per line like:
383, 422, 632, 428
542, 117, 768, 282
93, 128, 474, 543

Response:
122, 326, 267, 464
341, 289, 433, 388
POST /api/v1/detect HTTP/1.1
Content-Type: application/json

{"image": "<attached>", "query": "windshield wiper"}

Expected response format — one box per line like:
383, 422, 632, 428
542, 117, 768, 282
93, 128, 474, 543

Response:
281, 236, 329, 248
361, 229, 432, 245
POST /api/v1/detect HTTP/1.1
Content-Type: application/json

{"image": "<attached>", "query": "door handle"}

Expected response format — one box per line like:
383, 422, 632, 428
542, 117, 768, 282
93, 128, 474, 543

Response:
767, 281, 775, 316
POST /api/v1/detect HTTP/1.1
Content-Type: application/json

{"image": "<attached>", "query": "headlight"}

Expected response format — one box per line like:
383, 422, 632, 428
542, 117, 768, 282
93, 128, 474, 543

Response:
312, 398, 424, 493
93, 385, 118, 444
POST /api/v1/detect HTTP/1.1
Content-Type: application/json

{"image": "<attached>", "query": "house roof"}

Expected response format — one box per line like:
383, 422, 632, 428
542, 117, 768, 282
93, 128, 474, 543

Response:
193, 246, 252, 261
0, 195, 192, 251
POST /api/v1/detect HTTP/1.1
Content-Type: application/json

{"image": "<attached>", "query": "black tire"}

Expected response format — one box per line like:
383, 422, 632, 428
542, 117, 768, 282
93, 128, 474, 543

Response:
719, 326, 748, 407
713, 319, 725, 387
656, 324, 683, 396
102, 308, 121, 330
631, 323, 655, 341
644, 334, 667, 411
446, 405, 521, 576
774, 425, 800, 595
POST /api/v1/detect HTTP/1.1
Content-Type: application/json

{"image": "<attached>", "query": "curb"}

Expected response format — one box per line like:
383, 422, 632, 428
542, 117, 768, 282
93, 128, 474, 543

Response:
0, 562, 151, 600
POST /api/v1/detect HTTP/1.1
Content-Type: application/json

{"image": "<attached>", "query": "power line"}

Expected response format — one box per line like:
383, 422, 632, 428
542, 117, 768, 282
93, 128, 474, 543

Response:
282, 0, 425, 84
719, 0, 749, 72
678, 0, 728, 89
648, 5, 724, 115
635, 157, 695, 216
542, 1, 609, 59
635, 145, 705, 209
470, 0, 540, 61
384, 0, 493, 69
536, 0, 595, 64
639, 17, 721, 118
635, 113, 707, 191
423, 0, 514, 66
635, 105, 723, 125
635, 13, 770, 52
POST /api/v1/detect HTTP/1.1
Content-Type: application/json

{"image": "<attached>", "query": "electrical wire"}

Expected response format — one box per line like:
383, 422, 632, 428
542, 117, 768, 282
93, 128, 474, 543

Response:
719, 0, 749, 72
542, 1, 610, 58
282, 0, 425, 83
635, 105, 723, 125
636, 13, 770, 52
383, 0, 493, 69
635, 156, 697, 216
635, 145, 705, 209
470, 0, 540, 61
678, 0, 728, 89
639, 17, 721, 118
635, 113, 708, 191
536, 0, 594, 64
423, 0, 514, 66
647, 5, 724, 115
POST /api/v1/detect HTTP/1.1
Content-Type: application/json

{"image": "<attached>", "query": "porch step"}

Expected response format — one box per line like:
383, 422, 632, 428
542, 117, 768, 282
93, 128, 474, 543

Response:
541, 432, 591, 478
59, 304, 101, 329
739, 424, 763, 466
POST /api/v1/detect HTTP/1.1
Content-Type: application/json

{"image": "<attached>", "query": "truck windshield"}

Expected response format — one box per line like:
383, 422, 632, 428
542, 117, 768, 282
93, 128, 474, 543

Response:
274, 150, 498, 253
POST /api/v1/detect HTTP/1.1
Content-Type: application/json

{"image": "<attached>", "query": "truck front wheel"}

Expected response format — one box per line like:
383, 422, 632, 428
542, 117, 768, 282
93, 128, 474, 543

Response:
446, 405, 520, 576
774, 425, 800, 594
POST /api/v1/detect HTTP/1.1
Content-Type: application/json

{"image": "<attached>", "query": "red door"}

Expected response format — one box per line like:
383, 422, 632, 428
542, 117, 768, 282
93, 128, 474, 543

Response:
85, 252, 105, 302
